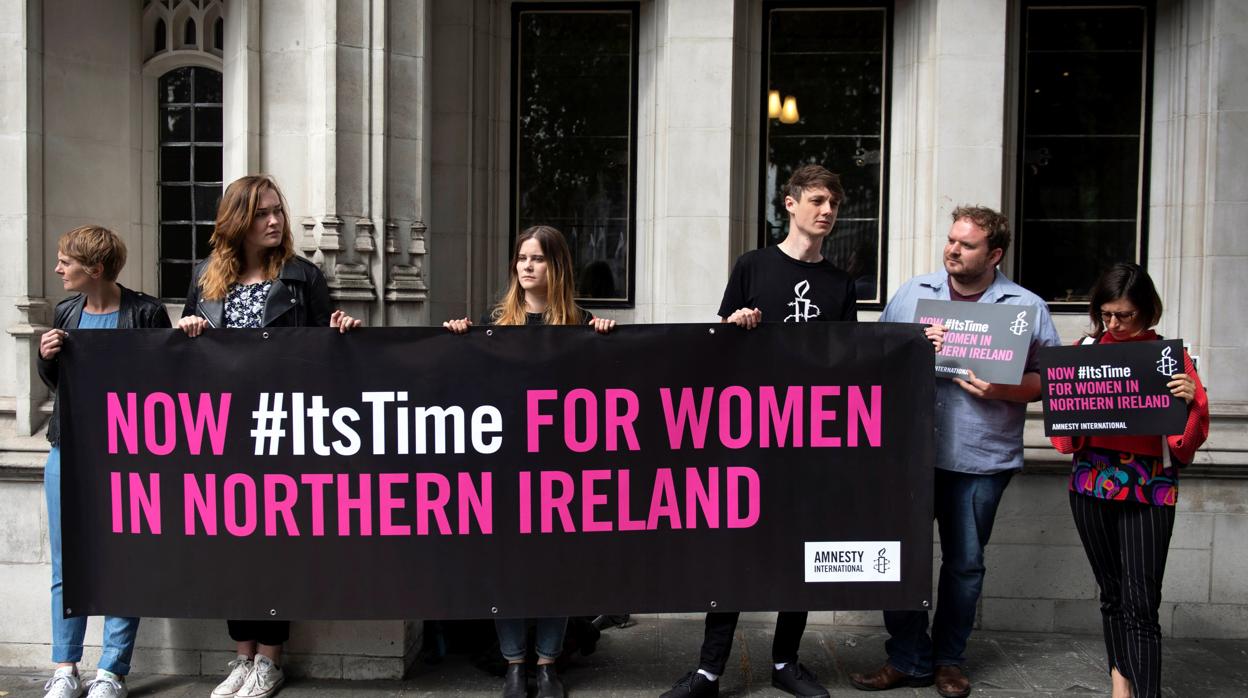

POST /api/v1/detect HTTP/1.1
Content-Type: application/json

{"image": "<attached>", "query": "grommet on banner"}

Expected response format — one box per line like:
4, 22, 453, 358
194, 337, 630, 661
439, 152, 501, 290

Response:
269, 608, 277, 616
490, 606, 499, 614
922, 600, 930, 608
709, 601, 717, 608
262, 332, 270, 339
66, 608, 72, 614
708, 327, 716, 335
486, 329, 494, 337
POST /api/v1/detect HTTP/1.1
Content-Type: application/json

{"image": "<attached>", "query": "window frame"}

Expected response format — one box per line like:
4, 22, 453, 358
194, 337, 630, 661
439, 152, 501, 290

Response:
508, 1, 641, 309
757, 0, 894, 310
156, 65, 224, 301
1012, 0, 1156, 311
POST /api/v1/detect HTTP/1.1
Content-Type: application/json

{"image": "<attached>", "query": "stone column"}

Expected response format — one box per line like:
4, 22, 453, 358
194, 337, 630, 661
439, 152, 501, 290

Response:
1, 0, 47, 437
888, 0, 1009, 287
641, 0, 746, 322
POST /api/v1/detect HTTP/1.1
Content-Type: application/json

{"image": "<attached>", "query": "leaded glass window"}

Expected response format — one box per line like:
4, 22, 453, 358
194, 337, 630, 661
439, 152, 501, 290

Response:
761, 3, 890, 306
512, 4, 639, 306
158, 66, 223, 299
1015, 4, 1151, 305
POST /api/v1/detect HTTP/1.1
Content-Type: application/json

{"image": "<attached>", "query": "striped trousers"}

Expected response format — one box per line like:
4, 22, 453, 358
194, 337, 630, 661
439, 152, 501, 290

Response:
1069, 492, 1175, 698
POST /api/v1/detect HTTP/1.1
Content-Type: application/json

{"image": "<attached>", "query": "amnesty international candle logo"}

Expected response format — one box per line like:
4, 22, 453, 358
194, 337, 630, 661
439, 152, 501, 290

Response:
1156, 346, 1179, 376
785, 280, 821, 322
1009, 310, 1029, 336
873, 547, 891, 574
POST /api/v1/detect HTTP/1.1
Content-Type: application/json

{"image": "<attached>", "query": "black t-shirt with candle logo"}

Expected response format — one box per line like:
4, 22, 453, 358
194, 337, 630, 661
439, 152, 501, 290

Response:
717, 245, 857, 323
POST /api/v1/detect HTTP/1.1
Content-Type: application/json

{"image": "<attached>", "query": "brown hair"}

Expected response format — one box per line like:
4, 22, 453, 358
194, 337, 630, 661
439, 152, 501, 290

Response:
489, 225, 584, 326
951, 205, 1011, 253
1088, 262, 1163, 338
783, 164, 845, 204
197, 175, 294, 301
58, 225, 127, 281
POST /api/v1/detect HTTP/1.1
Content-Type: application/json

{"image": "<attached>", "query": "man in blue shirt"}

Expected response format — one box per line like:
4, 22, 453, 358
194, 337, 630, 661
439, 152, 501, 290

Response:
850, 206, 1060, 698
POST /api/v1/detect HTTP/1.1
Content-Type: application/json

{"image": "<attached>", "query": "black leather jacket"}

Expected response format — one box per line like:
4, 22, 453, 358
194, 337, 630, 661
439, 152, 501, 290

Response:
181, 255, 333, 328
37, 286, 172, 445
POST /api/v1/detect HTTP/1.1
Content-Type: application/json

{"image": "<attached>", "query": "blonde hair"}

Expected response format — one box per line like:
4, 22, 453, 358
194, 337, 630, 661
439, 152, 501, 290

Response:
58, 225, 127, 281
197, 175, 294, 300
489, 225, 583, 326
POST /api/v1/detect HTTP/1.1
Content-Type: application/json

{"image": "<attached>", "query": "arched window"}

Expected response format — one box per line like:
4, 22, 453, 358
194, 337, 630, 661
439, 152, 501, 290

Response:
214, 17, 224, 51
183, 17, 197, 47
158, 66, 223, 299
155, 18, 167, 53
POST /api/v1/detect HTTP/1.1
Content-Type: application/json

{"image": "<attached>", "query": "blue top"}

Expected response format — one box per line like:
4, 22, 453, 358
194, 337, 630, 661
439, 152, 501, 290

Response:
76, 310, 120, 330
881, 270, 1061, 474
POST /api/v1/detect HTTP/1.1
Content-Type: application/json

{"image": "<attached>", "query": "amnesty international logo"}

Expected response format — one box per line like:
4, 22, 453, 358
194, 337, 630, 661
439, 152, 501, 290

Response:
1156, 346, 1179, 376
873, 547, 891, 575
1009, 310, 1030, 336
785, 280, 821, 322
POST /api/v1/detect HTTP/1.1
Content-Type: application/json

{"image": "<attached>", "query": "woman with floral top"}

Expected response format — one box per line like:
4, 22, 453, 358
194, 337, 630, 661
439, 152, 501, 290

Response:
178, 174, 361, 698
1051, 263, 1208, 698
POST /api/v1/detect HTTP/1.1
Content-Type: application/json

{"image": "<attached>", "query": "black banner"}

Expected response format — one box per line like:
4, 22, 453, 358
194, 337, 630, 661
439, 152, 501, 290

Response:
1039, 339, 1187, 436
58, 323, 934, 620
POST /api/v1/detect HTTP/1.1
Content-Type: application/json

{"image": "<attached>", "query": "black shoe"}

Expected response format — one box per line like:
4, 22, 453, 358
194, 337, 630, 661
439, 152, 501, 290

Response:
659, 671, 719, 698
503, 663, 526, 698
772, 663, 829, 697
535, 664, 565, 698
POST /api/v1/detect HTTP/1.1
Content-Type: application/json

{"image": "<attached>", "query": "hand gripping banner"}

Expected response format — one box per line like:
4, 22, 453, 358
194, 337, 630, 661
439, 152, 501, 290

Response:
57, 323, 934, 620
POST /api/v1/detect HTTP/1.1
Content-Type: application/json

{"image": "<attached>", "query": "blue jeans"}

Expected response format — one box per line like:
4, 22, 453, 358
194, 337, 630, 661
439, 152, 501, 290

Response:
495, 617, 567, 661
46, 446, 140, 675
883, 468, 1014, 677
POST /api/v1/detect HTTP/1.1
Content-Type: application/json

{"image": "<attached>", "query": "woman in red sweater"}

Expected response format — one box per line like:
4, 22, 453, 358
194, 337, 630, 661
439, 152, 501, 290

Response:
1051, 263, 1208, 698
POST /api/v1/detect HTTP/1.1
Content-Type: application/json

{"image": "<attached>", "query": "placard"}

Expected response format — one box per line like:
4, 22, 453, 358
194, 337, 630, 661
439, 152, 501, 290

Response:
915, 299, 1035, 384
1039, 339, 1188, 436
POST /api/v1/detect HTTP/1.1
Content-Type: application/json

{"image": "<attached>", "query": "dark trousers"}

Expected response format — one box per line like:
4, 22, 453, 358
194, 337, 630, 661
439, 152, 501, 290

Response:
884, 468, 1014, 676
1070, 492, 1174, 698
697, 611, 807, 676
227, 620, 290, 647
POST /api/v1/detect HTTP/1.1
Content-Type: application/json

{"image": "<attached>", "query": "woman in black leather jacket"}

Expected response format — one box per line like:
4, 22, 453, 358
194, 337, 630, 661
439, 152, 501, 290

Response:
178, 175, 360, 698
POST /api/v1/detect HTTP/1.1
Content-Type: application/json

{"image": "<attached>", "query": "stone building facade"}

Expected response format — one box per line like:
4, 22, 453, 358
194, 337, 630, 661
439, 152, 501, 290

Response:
0, 0, 1244, 679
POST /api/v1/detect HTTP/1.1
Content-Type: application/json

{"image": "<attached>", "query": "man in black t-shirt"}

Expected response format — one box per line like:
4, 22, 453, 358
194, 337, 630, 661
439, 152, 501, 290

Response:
661, 165, 853, 698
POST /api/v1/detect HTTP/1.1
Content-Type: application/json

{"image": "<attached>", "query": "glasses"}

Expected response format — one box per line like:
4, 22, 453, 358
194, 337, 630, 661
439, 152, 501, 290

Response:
1100, 310, 1138, 323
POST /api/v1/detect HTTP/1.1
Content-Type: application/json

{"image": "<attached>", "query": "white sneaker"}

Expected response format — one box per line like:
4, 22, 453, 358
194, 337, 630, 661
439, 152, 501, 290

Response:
236, 655, 284, 698
84, 670, 128, 698
210, 656, 253, 698
43, 666, 84, 698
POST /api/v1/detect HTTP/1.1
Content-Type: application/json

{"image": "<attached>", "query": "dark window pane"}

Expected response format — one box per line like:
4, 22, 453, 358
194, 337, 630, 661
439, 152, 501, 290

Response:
161, 224, 193, 260
195, 107, 223, 142
160, 67, 191, 104
195, 224, 214, 259
194, 67, 223, 103
214, 17, 224, 51
161, 185, 192, 221
194, 185, 222, 223
161, 107, 192, 143
160, 145, 191, 182
194, 145, 223, 182
763, 7, 887, 304
1018, 222, 1137, 303
161, 261, 192, 299
184, 17, 196, 47
155, 19, 167, 53
514, 9, 636, 304
1016, 5, 1149, 302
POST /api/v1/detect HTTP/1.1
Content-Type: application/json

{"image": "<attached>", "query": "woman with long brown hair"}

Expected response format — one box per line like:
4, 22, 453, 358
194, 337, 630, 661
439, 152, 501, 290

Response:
445, 225, 613, 698
179, 174, 360, 698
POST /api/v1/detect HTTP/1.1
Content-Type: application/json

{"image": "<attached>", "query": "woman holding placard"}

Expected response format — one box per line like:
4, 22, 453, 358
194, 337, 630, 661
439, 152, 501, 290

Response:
1050, 263, 1208, 698
444, 224, 614, 698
